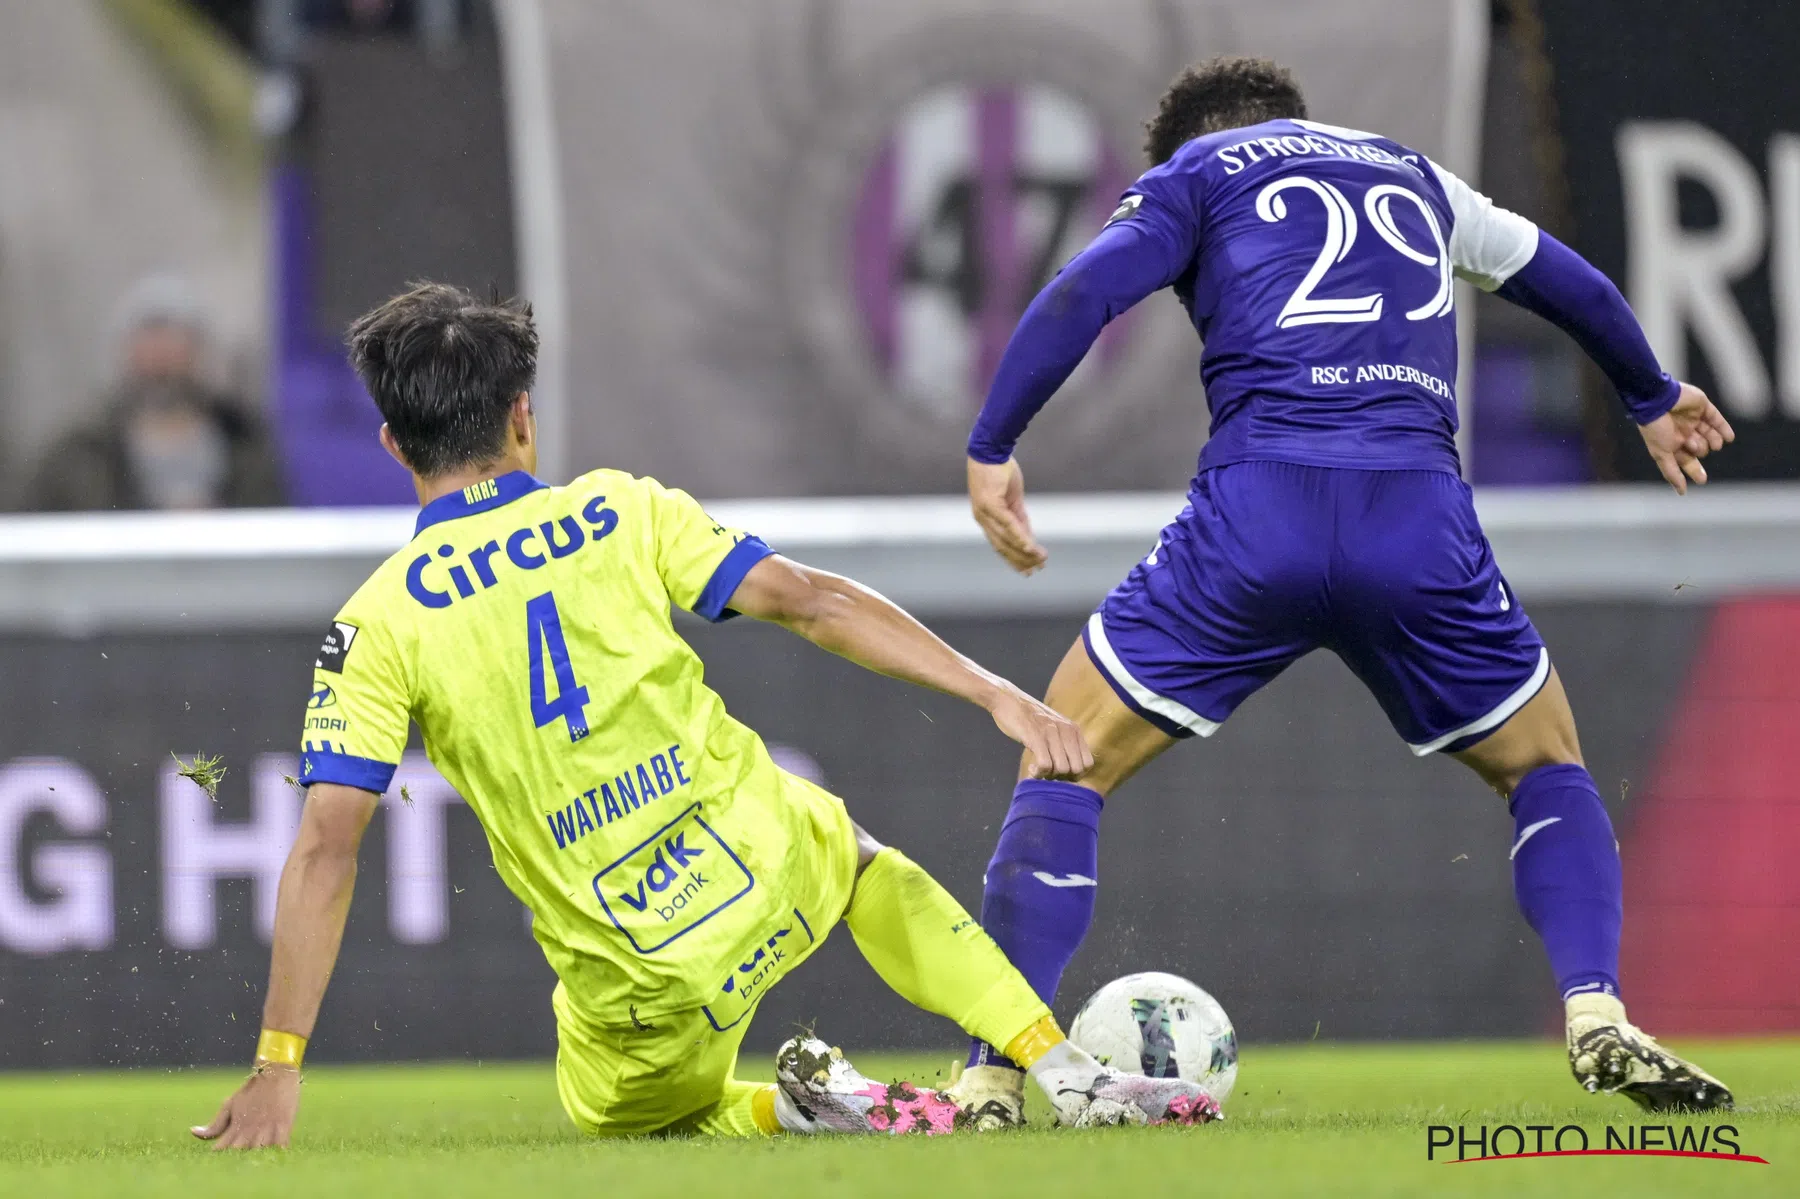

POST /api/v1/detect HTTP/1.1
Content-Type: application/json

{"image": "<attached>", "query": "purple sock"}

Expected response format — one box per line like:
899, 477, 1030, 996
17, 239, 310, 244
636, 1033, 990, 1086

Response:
1509, 763, 1623, 1001
967, 779, 1103, 1069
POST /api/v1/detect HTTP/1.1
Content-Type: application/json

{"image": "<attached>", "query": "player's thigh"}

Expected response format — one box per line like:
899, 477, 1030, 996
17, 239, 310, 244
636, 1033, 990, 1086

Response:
1057, 463, 1330, 794
773, 768, 865, 914
1022, 636, 1177, 795
554, 992, 751, 1137
1451, 665, 1583, 798
1329, 469, 1552, 761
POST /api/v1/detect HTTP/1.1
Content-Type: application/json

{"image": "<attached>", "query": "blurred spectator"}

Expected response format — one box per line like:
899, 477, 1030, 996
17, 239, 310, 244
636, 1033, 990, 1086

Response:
24, 276, 284, 511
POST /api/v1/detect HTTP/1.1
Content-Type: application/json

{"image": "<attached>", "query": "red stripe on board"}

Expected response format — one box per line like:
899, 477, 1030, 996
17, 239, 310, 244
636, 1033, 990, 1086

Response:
1618, 595, 1800, 1034
1448, 1150, 1768, 1164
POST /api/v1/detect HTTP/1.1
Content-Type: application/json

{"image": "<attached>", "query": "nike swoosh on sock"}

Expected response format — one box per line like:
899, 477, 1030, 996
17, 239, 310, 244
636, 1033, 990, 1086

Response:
1510, 816, 1563, 860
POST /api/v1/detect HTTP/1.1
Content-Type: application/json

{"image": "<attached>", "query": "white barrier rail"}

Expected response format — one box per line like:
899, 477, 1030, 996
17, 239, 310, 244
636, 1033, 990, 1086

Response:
1, 485, 1798, 632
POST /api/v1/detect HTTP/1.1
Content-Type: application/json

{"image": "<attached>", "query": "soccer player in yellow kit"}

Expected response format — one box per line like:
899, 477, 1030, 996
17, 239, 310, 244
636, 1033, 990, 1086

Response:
191, 285, 1220, 1148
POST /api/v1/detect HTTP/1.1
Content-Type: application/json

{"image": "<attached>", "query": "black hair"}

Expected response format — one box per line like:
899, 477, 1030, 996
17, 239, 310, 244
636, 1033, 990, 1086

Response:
346, 282, 538, 478
1144, 56, 1308, 165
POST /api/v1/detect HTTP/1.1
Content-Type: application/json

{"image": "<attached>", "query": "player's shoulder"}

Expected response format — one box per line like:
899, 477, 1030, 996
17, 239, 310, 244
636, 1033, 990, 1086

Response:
564, 465, 676, 505
1130, 125, 1251, 194
347, 534, 438, 632
321, 551, 415, 668
565, 464, 638, 491
1114, 135, 1220, 225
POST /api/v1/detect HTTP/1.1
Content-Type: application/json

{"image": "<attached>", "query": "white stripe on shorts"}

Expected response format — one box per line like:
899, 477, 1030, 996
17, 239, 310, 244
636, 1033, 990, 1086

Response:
1085, 612, 1221, 737
1407, 645, 1551, 757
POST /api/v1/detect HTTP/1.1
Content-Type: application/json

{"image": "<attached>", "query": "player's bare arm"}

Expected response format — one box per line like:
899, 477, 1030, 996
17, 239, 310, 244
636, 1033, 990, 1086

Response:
726, 553, 1092, 779
192, 782, 378, 1150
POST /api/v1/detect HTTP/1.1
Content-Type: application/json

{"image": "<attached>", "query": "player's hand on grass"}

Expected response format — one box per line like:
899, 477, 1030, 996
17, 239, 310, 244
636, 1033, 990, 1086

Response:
191, 1063, 301, 1150
987, 683, 1094, 779
969, 457, 1048, 575
1639, 382, 1734, 495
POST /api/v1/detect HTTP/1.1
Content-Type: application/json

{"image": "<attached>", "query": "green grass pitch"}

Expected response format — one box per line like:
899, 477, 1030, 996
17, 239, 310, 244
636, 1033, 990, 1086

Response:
4, 1039, 1796, 1198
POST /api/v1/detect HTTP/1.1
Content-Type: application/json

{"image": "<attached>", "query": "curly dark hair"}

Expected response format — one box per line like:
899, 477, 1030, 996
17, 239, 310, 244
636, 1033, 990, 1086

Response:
1144, 56, 1307, 165
347, 282, 538, 478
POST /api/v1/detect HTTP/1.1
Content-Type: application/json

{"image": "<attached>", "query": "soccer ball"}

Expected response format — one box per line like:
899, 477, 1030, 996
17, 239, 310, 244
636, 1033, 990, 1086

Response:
1068, 971, 1238, 1105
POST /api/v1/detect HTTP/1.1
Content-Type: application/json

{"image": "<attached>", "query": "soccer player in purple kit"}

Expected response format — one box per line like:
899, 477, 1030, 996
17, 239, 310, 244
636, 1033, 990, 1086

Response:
945, 57, 1737, 1126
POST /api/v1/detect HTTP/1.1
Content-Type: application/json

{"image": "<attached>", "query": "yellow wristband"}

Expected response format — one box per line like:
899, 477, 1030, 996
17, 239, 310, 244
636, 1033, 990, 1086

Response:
254, 1028, 307, 1069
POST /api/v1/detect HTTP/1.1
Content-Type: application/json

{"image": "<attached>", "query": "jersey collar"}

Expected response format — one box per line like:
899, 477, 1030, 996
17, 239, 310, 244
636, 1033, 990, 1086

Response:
414, 470, 550, 537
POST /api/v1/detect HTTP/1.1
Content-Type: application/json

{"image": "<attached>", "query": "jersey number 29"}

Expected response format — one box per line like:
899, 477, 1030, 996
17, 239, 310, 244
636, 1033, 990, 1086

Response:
1255, 175, 1455, 329
526, 591, 591, 742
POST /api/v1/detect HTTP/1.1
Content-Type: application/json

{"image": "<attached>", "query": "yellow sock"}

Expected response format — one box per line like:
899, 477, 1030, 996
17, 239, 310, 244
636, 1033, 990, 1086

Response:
673, 1081, 781, 1137
750, 1084, 782, 1135
845, 847, 1053, 1053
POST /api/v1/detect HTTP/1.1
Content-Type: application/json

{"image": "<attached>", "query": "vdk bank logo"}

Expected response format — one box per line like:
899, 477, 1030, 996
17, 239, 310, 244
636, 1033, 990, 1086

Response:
852, 83, 1135, 420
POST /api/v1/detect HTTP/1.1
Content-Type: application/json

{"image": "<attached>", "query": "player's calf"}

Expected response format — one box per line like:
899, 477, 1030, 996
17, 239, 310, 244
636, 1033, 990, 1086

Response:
963, 777, 1105, 1078
963, 641, 1176, 1078
1460, 694, 1731, 1112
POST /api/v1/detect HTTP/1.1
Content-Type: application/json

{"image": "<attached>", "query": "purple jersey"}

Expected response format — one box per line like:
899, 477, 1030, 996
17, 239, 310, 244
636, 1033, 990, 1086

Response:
1126, 119, 1511, 474
964, 124, 1684, 754
964, 119, 1662, 475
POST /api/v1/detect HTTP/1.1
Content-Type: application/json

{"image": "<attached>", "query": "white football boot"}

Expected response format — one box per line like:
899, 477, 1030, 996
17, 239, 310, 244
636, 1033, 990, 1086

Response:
1566, 993, 1733, 1112
1026, 1040, 1222, 1128
945, 1061, 1028, 1130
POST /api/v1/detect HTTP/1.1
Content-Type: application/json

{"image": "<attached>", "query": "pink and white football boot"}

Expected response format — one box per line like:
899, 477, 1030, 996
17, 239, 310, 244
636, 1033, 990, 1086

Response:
774, 1036, 963, 1135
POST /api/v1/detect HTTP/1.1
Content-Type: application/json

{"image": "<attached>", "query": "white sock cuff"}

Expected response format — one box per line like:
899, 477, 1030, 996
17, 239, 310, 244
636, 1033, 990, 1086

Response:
1565, 991, 1627, 1024
1025, 1039, 1091, 1079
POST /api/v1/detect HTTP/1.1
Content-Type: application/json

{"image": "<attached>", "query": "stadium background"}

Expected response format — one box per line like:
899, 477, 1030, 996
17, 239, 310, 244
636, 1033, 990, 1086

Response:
0, 0, 1795, 1070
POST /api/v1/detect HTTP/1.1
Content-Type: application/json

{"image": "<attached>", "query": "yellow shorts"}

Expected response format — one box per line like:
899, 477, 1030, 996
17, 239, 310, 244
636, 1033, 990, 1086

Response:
553, 770, 860, 1136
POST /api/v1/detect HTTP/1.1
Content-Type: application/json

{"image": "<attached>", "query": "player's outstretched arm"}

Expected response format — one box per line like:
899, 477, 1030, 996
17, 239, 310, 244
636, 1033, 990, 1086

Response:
967, 208, 1195, 573
1488, 228, 1734, 491
191, 782, 379, 1150
727, 554, 1093, 778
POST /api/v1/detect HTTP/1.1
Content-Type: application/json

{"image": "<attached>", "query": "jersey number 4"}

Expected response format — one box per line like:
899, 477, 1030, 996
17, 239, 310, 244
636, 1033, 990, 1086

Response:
1255, 176, 1455, 328
526, 591, 591, 742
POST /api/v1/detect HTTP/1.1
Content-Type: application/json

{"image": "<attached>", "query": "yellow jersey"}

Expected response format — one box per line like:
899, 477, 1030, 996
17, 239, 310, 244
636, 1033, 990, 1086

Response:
299, 469, 827, 1020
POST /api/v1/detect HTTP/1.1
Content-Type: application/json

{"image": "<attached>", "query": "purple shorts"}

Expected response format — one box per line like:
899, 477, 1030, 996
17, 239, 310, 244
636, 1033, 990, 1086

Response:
1086, 461, 1548, 755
